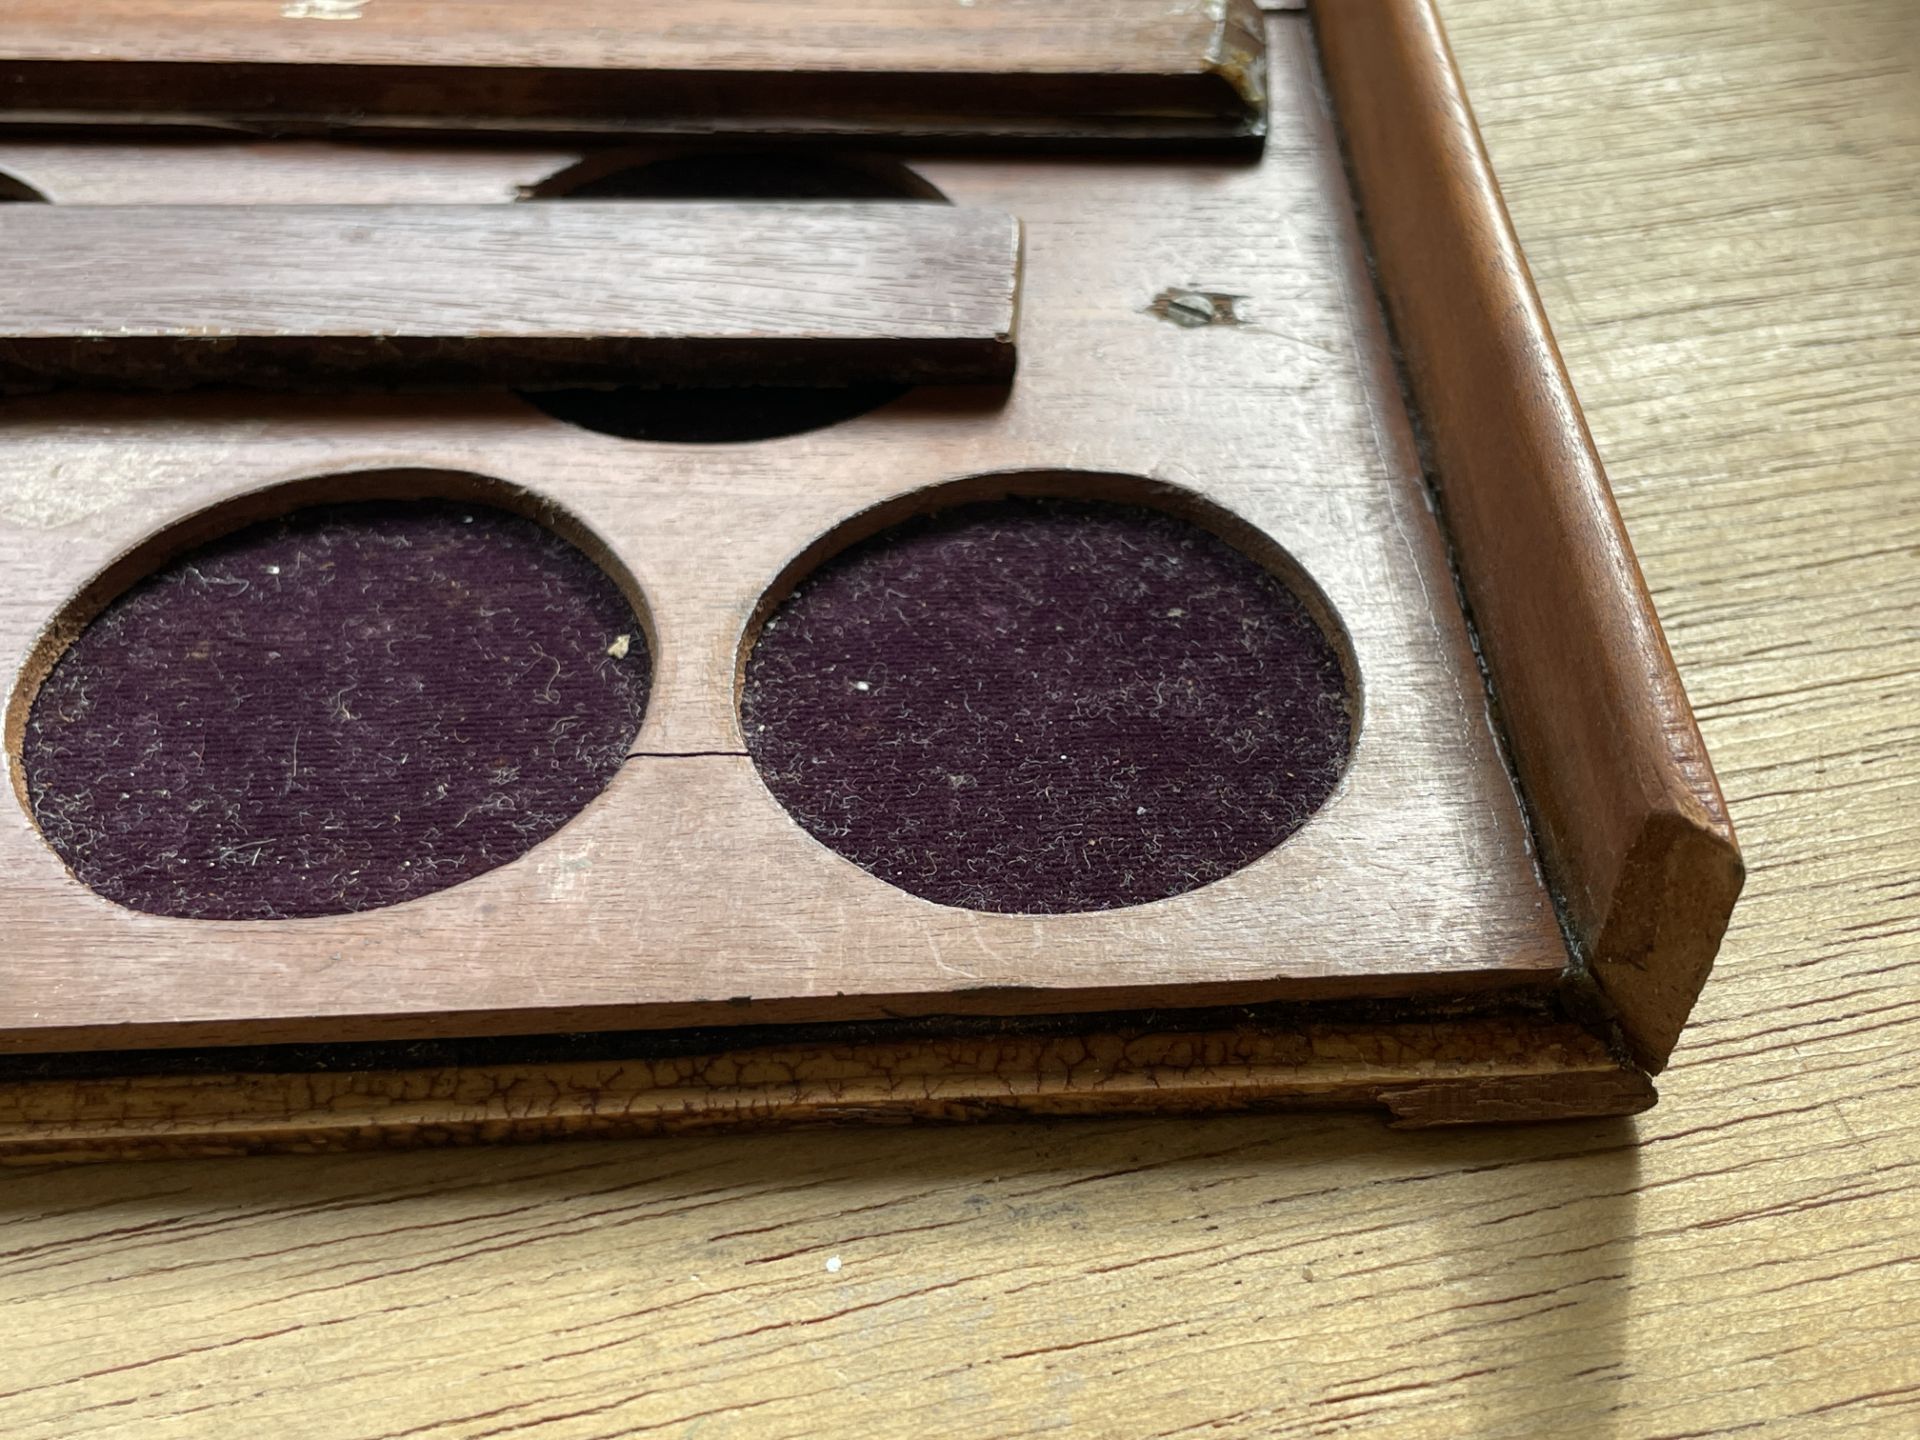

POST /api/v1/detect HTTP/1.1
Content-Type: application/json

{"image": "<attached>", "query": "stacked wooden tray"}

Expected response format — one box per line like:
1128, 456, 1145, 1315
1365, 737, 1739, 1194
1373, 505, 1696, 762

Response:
0, 0, 1740, 1161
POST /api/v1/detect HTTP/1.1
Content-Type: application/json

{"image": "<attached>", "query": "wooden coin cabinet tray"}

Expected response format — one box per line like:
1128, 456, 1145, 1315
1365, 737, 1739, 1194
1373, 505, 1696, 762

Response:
0, 0, 1741, 1161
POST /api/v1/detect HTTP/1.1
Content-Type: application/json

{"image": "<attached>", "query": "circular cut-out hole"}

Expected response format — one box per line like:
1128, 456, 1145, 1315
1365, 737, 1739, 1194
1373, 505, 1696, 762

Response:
535, 152, 944, 204
741, 486, 1356, 914
0, 170, 47, 202
521, 151, 941, 444
20, 491, 650, 920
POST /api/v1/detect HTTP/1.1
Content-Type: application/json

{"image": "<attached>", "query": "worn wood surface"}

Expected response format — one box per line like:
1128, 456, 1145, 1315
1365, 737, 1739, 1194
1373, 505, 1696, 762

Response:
0, 0, 1909, 1431
0, 203, 1021, 391
3, 5, 1920, 1436
0, 0, 1267, 145
0, 15, 1569, 1056
1313, 0, 1742, 1072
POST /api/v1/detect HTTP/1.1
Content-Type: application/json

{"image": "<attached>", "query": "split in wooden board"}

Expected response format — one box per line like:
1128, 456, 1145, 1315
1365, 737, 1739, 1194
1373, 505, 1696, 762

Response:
0, 203, 1022, 391
0, 0, 1268, 146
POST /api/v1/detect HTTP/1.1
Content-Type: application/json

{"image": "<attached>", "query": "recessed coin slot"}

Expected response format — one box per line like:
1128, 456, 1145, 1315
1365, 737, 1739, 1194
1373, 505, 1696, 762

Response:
16, 476, 651, 920
740, 476, 1357, 913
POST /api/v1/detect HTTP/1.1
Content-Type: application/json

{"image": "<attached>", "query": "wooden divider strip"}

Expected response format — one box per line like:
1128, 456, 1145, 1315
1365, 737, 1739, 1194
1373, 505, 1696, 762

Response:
0, 202, 1022, 391
0, 0, 1267, 146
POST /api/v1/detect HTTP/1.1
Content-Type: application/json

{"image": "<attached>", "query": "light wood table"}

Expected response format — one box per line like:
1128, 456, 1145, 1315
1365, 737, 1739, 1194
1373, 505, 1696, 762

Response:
4, 1, 1916, 1433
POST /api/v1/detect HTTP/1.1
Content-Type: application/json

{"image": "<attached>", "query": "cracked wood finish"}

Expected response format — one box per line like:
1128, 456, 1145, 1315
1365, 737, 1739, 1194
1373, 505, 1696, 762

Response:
1313, 0, 1743, 1072
0, 203, 1022, 391
0, 1019, 1652, 1165
0, 12, 1572, 1057
1, 0, 1915, 1432
0, 0, 1267, 146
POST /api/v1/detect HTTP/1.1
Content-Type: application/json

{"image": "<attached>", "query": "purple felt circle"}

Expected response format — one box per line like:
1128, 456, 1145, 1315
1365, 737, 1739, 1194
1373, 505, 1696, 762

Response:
741, 494, 1355, 913
22, 498, 650, 920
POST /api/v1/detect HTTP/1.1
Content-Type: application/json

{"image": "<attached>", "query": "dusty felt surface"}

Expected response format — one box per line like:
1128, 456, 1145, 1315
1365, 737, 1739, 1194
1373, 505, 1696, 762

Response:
741, 497, 1354, 914
23, 500, 649, 920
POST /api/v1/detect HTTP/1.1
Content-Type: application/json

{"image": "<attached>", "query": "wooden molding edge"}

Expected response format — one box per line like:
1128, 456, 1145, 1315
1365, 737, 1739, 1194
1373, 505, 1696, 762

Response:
1309, 0, 1743, 1071
0, 1018, 1652, 1164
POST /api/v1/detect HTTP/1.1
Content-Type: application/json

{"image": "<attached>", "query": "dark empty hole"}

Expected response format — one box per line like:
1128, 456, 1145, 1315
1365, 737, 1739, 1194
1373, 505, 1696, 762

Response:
522, 385, 910, 446
22, 498, 650, 920
521, 152, 941, 444
0, 171, 46, 202
741, 495, 1355, 914
548, 153, 940, 204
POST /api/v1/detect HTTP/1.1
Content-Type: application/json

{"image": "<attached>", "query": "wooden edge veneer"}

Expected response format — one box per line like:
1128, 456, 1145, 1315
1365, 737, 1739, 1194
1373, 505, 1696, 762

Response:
0, 1016, 1652, 1164
1310, 0, 1744, 1071
0, 203, 1022, 391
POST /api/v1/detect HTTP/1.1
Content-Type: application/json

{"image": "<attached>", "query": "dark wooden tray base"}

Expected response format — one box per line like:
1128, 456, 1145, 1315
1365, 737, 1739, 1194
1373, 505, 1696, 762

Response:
0, 1, 1736, 1159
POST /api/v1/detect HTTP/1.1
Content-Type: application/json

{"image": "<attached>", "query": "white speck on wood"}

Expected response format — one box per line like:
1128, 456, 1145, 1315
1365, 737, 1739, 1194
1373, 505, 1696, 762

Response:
282, 0, 367, 19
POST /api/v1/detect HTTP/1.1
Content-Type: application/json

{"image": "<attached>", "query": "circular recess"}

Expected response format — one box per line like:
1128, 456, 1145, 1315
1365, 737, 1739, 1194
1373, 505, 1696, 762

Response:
521, 151, 942, 444
0, 171, 47, 202
531, 151, 945, 204
740, 482, 1357, 914
19, 484, 650, 920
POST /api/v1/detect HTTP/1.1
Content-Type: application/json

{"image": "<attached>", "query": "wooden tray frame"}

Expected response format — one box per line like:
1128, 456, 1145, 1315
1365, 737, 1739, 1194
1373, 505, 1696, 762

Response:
0, 0, 1739, 1162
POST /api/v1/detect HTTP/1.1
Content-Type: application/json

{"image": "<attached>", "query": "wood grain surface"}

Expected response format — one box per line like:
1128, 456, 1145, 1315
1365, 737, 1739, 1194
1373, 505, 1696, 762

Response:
0, 0, 1267, 145
2, 0, 1916, 1432
0, 15, 1569, 1055
0, 203, 1021, 390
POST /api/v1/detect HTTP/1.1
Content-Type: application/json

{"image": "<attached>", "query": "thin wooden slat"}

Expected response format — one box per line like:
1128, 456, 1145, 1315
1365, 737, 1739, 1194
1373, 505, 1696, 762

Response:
1311, 0, 1744, 1070
0, 203, 1022, 391
0, 0, 1268, 146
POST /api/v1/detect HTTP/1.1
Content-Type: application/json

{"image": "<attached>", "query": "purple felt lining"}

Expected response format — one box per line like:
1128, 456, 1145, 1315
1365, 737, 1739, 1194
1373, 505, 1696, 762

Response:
23, 499, 649, 920
741, 497, 1353, 914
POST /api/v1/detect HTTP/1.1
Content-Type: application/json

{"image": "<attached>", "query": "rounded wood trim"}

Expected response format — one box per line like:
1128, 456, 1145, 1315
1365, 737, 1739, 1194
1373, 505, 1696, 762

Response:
1310, 0, 1744, 1069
